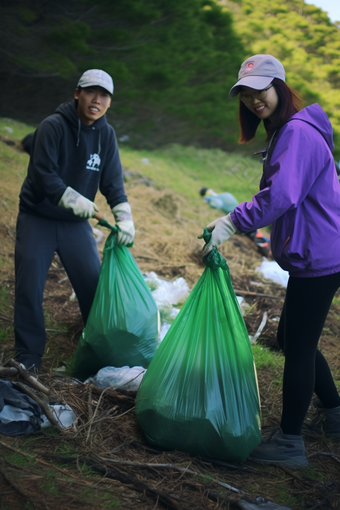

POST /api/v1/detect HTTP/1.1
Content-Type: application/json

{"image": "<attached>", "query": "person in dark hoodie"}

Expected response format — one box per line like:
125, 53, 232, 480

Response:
14, 69, 135, 371
200, 55, 340, 468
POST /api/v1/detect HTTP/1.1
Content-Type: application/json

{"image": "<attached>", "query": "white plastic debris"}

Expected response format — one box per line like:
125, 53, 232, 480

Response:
85, 366, 146, 391
4, 126, 13, 133
249, 312, 268, 344
141, 158, 150, 164
255, 258, 289, 288
41, 404, 76, 429
144, 272, 190, 307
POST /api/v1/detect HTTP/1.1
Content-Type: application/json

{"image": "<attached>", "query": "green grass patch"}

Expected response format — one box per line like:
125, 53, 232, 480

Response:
0, 118, 36, 143
252, 344, 284, 371
120, 143, 265, 205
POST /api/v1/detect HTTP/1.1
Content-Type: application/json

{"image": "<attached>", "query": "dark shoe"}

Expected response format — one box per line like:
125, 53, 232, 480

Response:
249, 428, 309, 469
306, 399, 340, 438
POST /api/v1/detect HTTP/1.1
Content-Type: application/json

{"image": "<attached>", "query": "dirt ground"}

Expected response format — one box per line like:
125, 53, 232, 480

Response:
1, 148, 340, 509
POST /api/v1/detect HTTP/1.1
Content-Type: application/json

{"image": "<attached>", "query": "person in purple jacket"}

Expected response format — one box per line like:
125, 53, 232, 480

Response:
14, 69, 135, 372
201, 54, 340, 469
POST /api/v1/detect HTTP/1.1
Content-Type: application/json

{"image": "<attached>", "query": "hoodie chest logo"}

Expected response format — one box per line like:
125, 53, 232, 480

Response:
86, 153, 101, 171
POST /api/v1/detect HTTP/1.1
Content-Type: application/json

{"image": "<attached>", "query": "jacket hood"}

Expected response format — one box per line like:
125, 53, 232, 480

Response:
288, 103, 334, 152
55, 99, 107, 149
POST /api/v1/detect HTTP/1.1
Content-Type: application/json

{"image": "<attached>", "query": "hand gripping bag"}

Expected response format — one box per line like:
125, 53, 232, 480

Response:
135, 229, 261, 461
73, 220, 159, 379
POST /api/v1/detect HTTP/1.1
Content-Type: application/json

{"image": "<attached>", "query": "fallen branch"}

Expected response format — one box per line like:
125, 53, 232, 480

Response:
14, 382, 67, 433
0, 367, 18, 377
8, 359, 51, 395
0, 460, 38, 509
97, 456, 245, 494
57, 456, 184, 510
308, 451, 340, 464
234, 289, 283, 300
0, 314, 13, 323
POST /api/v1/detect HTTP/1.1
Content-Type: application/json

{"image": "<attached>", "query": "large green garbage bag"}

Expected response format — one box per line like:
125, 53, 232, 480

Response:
73, 220, 159, 379
135, 229, 261, 461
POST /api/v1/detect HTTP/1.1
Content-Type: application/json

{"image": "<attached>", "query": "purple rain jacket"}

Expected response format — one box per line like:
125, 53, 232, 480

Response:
230, 104, 340, 277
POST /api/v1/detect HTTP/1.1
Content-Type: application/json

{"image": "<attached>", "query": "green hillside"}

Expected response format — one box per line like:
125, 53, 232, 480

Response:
218, 0, 340, 155
1, 0, 340, 156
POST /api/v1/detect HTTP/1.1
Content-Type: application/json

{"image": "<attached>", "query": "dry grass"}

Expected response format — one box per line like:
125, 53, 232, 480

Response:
1, 139, 340, 509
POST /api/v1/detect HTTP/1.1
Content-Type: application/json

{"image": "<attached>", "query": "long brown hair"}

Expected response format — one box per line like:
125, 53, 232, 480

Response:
238, 78, 303, 143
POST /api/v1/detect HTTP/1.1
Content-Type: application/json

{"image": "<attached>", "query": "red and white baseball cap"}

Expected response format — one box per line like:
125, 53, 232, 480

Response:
229, 54, 285, 97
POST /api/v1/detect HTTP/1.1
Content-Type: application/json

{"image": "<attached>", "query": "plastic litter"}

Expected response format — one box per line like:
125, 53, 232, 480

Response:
41, 404, 76, 429
231, 497, 291, 510
86, 366, 146, 391
144, 272, 190, 307
255, 258, 289, 287
144, 272, 190, 342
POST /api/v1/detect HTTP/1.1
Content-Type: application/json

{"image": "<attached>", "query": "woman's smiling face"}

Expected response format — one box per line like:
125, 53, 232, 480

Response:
240, 84, 279, 122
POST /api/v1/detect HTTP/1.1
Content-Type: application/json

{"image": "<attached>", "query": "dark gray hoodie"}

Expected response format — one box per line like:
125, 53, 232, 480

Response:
19, 99, 127, 221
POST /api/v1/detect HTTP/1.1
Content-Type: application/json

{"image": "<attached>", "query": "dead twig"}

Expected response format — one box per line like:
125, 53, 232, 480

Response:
96, 456, 245, 494
8, 359, 51, 395
234, 289, 283, 300
14, 382, 67, 433
308, 451, 340, 464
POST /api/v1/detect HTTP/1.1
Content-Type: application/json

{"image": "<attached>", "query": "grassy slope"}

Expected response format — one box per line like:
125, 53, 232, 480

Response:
1, 117, 340, 509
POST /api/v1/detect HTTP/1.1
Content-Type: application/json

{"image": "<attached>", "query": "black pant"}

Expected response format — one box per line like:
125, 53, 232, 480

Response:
277, 272, 340, 435
14, 212, 101, 369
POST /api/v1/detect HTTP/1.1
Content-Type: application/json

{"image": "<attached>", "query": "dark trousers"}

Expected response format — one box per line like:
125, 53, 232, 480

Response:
277, 272, 340, 435
14, 212, 101, 369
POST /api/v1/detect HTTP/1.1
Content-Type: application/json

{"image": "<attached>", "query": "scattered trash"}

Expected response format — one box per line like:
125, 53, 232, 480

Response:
119, 134, 130, 142
249, 312, 268, 344
144, 271, 190, 307
86, 366, 146, 391
144, 271, 190, 342
231, 497, 291, 510
141, 158, 150, 164
41, 404, 76, 429
4, 126, 13, 133
255, 258, 289, 287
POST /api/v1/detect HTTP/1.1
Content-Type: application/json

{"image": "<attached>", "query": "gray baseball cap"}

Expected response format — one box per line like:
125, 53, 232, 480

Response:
229, 54, 285, 97
77, 69, 114, 95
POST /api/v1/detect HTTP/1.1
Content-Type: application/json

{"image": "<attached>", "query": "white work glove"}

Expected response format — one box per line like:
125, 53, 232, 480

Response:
199, 213, 237, 258
112, 202, 135, 246
58, 187, 98, 218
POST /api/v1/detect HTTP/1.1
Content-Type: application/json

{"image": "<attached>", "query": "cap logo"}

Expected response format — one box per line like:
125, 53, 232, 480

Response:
245, 62, 254, 73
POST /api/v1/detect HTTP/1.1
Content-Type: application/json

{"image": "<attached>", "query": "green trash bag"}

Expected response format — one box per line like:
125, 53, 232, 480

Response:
72, 220, 160, 379
135, 229, 261, 462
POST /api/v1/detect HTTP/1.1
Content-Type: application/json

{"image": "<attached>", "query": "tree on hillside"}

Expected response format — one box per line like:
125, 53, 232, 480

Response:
0, 0, 245, 149
218, 0, 340, 157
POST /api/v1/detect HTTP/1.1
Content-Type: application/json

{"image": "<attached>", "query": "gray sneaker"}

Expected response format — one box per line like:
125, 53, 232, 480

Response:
306, 399, 340, 438
249, 428, 309, 469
